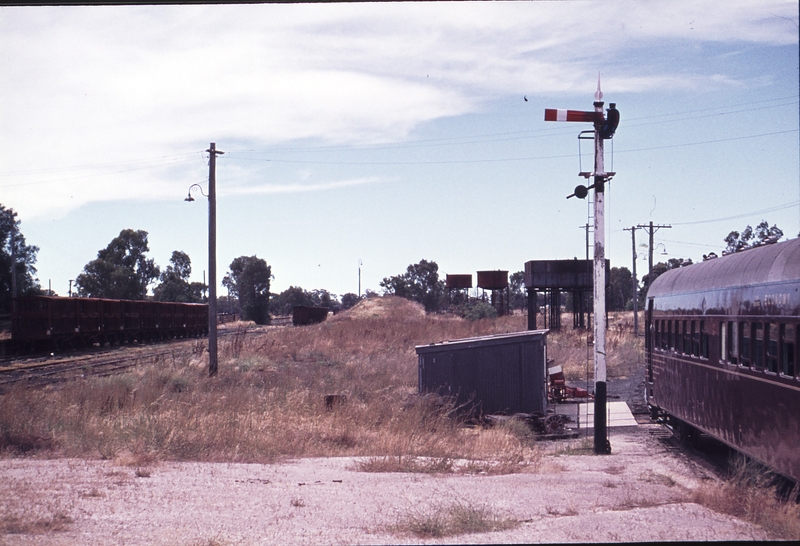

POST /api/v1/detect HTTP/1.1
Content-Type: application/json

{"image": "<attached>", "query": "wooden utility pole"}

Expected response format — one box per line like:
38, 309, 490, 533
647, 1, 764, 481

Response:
623, 226, 640, 335
207, 143, 224, 377
10, 226, 16, 299
637, 221, 671, 294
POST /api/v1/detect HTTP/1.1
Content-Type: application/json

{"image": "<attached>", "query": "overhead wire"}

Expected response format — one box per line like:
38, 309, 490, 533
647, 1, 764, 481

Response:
670, 200, 800, 226
1, 95, 797, 180
0, 153, 203, 188
225, 95, 799, 156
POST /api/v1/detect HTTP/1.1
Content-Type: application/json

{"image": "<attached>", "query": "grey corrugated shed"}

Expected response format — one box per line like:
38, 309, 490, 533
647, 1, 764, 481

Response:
416, 330, 549, 416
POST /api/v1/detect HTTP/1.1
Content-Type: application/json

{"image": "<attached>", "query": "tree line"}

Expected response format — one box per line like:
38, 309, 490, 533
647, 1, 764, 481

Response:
0, 199, 790, 319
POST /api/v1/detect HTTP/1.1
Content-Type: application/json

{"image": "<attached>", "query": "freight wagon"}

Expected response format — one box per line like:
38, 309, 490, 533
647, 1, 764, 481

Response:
11, 296, 208, 352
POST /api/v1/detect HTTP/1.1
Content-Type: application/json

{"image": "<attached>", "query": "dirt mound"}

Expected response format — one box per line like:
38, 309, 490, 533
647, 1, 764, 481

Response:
332, 295, 426, 322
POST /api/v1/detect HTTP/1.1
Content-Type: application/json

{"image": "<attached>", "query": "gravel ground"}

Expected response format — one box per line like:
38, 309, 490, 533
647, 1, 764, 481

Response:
0, 422, 772, 545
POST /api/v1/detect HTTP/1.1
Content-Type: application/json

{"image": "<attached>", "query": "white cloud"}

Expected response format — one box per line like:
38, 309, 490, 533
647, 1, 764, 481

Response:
0, 1, 796, 220
223, 176, 383, 196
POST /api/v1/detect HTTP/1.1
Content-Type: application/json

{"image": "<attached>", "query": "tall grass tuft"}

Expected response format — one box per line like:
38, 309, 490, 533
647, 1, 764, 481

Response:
392, 500, 520, 538
691, 455, 800, 540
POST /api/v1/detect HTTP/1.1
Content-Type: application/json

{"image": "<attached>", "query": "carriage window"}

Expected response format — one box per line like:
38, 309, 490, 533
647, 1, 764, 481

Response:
740, 321, 751, 367
683, 320, 690, 354
720, 321, 727, 362
656, 320, 661, 350
669, 320, 675, 350
729, 321, 738, 364
781, 324, 795, 377
767, 323, 779, 373
753, 322, 764, 370
700, 321, 709, 359
653, 320, 664, 349
691, 321, 700, 357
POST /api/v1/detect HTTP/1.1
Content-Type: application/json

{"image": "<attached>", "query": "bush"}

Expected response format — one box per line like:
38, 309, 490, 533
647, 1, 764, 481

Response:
462, 301, 498, 321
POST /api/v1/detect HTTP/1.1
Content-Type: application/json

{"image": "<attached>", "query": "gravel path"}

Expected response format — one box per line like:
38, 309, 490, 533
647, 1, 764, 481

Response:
0, 423, 772, 545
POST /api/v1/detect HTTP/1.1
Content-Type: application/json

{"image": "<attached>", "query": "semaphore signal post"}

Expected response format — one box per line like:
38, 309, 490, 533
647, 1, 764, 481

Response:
545, 77, 618, 455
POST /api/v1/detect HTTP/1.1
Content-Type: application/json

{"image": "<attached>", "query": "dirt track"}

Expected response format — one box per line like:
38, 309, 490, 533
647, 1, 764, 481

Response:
0, 422, 772, 545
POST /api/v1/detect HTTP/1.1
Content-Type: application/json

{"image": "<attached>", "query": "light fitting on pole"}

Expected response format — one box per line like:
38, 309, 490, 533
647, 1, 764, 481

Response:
185, 183, 207, 202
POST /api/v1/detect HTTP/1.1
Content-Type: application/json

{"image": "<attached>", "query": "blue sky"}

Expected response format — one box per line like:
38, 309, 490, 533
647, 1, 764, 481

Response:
1, 1, 798, 299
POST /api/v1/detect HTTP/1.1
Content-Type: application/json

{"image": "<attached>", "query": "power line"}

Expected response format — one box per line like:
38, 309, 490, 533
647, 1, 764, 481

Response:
223, 95, 800, 155
0, 156, 200, 189
0, 153, 200, 178
226, 128, 798, 166
671, 200, 800, 226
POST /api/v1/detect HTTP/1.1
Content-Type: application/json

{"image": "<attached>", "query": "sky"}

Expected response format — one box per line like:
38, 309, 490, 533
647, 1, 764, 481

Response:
1, 1, 798, 300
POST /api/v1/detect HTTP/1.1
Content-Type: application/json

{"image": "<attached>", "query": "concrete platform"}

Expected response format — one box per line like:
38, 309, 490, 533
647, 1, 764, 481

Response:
554, 400, 638, 429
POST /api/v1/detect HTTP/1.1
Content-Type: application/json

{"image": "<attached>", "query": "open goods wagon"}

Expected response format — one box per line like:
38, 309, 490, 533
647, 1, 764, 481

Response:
292, 305, 329, 326
11, 296, 208, 351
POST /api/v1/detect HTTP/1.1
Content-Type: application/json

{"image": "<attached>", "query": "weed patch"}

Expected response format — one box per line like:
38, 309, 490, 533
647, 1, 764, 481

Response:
0, 512, 73, 535
392, 500, 519, 538
691, 456, 800, 540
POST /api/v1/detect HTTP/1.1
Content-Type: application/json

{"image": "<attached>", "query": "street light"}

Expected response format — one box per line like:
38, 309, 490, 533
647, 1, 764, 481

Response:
185, 184, 207, 202
185, 142, 223, 377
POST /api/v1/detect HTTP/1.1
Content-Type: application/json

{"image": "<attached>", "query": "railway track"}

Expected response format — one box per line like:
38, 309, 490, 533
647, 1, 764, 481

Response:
0, 323, 279, 392
0, 346, 197, 392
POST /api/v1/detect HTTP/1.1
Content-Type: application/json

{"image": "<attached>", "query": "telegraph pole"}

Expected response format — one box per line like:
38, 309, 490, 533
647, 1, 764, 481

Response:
546, 76, 618, 455
637, 221, 671, 294
10, 226, 16, 299
579, 223, 590, 261
623, 226, 640, 335
207, 142, 223, 377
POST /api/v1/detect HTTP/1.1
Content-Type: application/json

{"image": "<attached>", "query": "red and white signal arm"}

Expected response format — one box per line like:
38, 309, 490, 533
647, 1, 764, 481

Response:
544, 109, 599, 123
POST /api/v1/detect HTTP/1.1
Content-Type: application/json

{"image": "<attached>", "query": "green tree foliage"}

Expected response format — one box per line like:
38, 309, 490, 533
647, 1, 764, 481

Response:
724, 221, 783, 254
509, 271, 526, 310
340, 292, 361, 310
270, 286, 341, 315
0, 204, 42, 312
379, 259, 445, 313
153, 250, 205, 303
311, 289, 340, 312
223, 255, 272, 325
270, 286, 314, 316
608, 266, 634, 312
75, 229, 160, 300
462, 300, 498, 321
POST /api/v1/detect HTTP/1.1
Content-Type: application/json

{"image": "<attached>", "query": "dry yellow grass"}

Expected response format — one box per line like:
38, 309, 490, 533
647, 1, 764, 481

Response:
691, 456, 800, 540
0, 297, 538, 468
547, 311, 644, 382
3, 301, 800, 540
